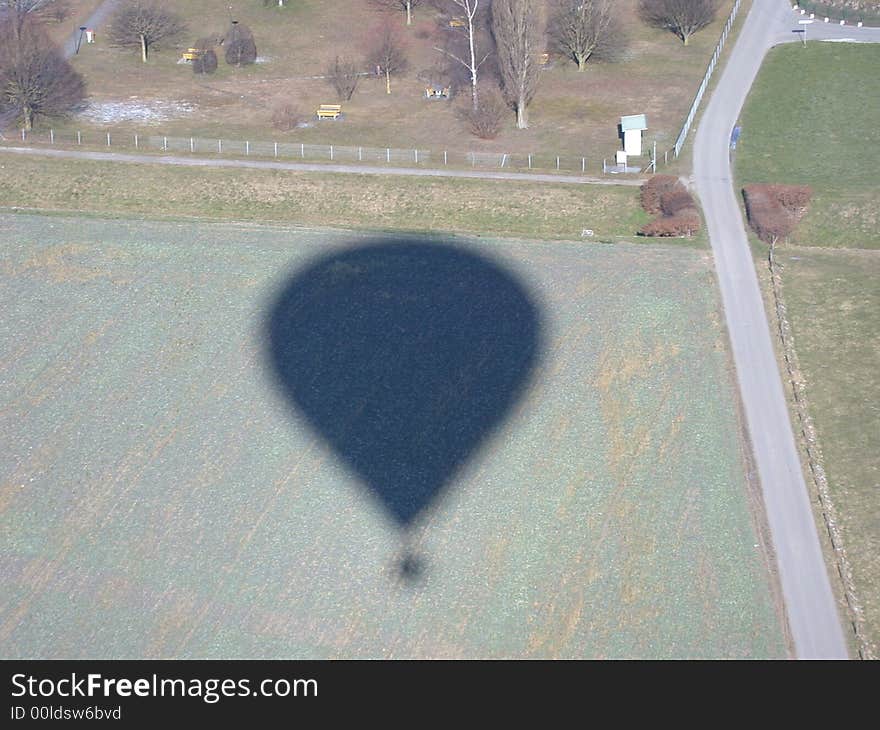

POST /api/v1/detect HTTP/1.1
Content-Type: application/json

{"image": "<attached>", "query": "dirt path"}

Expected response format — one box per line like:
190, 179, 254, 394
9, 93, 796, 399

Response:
0, 145, 642, 186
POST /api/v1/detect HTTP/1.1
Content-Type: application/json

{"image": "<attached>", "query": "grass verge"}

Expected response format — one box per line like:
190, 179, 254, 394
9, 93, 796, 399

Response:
736, 43, 880, 249
0, 153, 663, 242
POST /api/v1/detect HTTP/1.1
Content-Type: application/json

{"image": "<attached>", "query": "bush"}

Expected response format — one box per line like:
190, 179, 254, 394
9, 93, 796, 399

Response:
659, 189, 697, 217
640, 175, 682, 214
271, 103, 301, 131
192, 48, 217, 74
742, 184, 812, 244
457, 90, 506, 140
325, 56, 360, 101
225, 22, 257, 66
639, 209, 701, 237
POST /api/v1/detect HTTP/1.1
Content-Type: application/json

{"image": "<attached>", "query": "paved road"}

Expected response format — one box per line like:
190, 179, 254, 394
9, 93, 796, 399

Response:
693, 2, 879, 659
0, 145, 641, 186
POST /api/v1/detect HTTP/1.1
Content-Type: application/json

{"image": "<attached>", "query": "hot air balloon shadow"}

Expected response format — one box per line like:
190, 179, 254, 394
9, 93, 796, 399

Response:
265, 238, 542, 580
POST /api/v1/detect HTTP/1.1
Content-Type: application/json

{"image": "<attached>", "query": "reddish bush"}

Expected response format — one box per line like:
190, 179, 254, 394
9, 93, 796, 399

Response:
660, 189, 697, 217
742, 184, 811, 244
769, 184, 812, 216
639, 209, 701, 237
640, 174, 682, 214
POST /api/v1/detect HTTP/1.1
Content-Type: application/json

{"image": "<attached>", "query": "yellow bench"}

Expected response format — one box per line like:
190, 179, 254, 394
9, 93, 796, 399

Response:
449, 17, 466, 27
316, 104, 342, 120
181, 47, 203, 62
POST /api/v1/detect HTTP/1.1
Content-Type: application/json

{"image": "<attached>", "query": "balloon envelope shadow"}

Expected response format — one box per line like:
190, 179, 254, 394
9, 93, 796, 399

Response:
265, 238, 542, 565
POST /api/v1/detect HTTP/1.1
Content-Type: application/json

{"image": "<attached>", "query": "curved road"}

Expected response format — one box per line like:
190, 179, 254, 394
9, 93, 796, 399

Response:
694, 2, 879, 658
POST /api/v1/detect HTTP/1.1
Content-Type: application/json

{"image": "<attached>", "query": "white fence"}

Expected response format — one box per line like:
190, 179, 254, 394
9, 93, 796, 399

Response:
673, 0, 743, 157
18, 128, 607, 175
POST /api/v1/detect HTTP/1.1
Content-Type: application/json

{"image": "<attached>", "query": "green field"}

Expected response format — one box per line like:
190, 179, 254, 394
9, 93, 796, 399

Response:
736, 43, 880, 249
0, 213, 786, 658
737, 42, 880, 656
771, 247, 880, 657
0, 153, 660, 242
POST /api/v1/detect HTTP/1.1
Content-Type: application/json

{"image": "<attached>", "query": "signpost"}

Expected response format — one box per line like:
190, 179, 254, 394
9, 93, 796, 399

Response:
796, 18, 814, 46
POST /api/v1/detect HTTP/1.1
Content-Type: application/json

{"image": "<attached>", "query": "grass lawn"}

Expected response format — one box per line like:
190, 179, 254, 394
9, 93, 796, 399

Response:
0, 212, 786, 658
0, 153, 660, 242
736, 42, 880, 655
39, 0, 742, 165
736, 43, 880, 249
776, 247, 880, 658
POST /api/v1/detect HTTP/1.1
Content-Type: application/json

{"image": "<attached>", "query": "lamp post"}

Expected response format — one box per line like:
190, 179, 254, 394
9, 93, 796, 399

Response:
75, 26, 87, 54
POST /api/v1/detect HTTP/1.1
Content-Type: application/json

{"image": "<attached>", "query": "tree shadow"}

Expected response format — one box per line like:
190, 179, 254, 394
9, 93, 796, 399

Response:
265, 237, 542, 578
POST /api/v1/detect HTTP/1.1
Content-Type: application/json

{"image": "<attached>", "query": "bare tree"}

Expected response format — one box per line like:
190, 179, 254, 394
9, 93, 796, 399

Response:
456, 86, 505, 139
108, 1, 185, 63
325, 56, 360, 101
434, 0, 491, 110
548, 0, 625, 71
491, 0, 541, 129
0, 0, 56, 38
224, 22, 257, 66
0, 21, 85, 131
639, 0, 719, 45
369, 0, 423, 26
366, 21, 409, 94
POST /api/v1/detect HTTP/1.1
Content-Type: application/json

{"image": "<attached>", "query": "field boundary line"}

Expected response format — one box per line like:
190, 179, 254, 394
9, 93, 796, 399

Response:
0, 145, 643, 186
766, 242, 873, 659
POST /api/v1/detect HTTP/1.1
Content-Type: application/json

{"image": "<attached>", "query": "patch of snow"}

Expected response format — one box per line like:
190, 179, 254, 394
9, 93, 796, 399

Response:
77, 100, 196, 125
255, 56, 272, 63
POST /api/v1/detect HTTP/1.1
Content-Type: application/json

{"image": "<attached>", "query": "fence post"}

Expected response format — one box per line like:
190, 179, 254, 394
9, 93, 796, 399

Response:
444, 150, 447, 165
386, 148, 390, 163
414, 149, 418, 164
163, 136, 168, 151
219, 139, 222, 154
358, 147, 362, 161
330, 145, 333, 161
50, 129, 54, 144
246, 140, 250, 156
556, 156, 560, 170
190, 137, 194, 153
274, 142, 278, 158
582, 157, 585, 172
501, 153, 507, 168
528, 154, 531, 169
107, 132, 111, 147
77, 131, 82, 145
134, 134, 137, 149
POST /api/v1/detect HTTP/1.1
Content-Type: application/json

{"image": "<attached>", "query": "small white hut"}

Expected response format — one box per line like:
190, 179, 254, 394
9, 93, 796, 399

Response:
620, 114, 647, 157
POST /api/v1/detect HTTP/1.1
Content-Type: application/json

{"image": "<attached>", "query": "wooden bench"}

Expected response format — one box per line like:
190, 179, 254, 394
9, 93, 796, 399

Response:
316, 104, 342, 120
181, 48, 203, 62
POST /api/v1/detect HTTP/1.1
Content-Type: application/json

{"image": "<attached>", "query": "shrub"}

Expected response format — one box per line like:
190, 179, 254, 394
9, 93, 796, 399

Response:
742, 184, 812, 244
659, 189, 697, 217
640, 175, 682, 214
271, 103, 301, 131
225, 22, 257, 66
639, 210, 701, 237
192, 48, 217, 74
457, 90, 506, 139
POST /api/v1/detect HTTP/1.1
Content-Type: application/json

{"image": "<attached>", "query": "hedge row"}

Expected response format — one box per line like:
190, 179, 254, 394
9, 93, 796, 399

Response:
638, 175, 701, 238
742, 184, 812, 244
